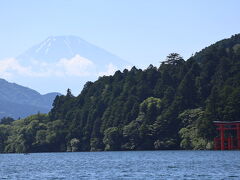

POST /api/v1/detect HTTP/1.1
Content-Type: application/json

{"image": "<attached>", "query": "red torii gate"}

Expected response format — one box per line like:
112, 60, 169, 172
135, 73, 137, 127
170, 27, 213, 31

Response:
214, 121, 240, 150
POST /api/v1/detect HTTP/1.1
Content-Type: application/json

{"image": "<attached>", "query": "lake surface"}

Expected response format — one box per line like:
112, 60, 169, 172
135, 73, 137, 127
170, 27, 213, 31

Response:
0, 151, 239, 180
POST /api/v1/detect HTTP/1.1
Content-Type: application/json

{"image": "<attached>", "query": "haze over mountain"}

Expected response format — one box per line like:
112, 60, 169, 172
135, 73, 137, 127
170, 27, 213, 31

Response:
18, 35, 130, 68
6, 35, 131, 95
0, 78, 60, 119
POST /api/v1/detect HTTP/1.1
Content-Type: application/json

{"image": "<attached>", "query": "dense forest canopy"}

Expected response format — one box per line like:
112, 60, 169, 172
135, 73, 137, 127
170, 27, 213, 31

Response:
0, 34, 240, 153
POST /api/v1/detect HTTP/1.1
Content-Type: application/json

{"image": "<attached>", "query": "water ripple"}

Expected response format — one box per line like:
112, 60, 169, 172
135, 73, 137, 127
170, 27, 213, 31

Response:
0, 151, 239, 180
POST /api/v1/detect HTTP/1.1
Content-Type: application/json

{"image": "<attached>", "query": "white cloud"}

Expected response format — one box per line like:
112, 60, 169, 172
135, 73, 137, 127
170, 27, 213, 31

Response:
0, 58, 33, 78
57, 55, 94, 76
0, 55, 96, 78
98, 63, 118, 76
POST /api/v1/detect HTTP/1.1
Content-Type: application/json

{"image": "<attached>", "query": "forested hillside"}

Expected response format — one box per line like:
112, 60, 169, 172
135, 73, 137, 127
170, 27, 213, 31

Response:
0, 34, 240, 153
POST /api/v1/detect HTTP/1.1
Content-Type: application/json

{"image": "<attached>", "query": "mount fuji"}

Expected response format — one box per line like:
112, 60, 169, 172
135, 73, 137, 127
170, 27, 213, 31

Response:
17, 36, 131, 72
18, 35, 130, 68
12, 35, 132, 95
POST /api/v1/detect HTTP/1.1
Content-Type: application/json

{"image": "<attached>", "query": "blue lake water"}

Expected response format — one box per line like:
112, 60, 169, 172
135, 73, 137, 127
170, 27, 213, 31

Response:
0, 151, 239, 180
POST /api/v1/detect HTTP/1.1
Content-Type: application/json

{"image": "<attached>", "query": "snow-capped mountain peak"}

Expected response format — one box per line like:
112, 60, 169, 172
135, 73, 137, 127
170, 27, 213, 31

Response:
12, 35, 132, 94
17, 35, 130, 69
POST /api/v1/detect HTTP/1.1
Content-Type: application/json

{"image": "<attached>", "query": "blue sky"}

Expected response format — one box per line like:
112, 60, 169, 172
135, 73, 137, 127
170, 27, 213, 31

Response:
0, 0, 240, 94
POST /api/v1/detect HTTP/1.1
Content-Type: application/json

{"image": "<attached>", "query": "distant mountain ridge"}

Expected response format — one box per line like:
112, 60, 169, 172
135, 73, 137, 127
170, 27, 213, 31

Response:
0, 78, 60, 119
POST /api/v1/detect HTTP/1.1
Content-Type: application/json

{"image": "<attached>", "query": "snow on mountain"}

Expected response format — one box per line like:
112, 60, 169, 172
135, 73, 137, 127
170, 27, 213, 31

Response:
17, 35, 131, 70
13, 35, 132, 94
